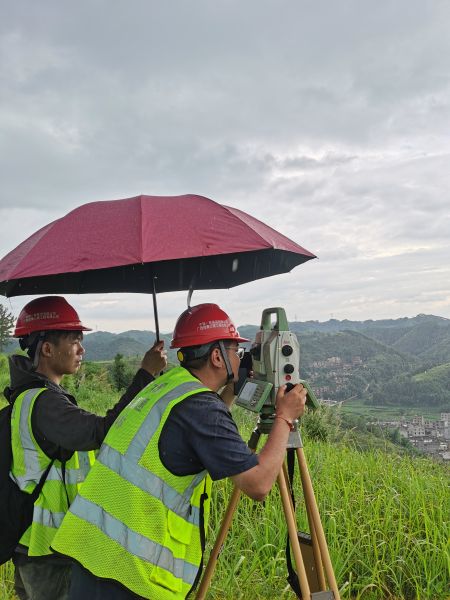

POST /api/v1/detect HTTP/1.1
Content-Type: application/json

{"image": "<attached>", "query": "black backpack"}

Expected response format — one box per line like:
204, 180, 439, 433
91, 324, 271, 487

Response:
0, 401, 53, 565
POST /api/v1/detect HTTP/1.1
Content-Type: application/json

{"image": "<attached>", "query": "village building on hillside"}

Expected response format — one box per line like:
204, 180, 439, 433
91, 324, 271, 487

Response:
371, 413, 450, 461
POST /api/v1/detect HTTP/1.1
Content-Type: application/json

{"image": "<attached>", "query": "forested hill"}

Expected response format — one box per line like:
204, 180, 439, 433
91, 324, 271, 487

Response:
240, 313, 450, 362
84, 314, 450, 409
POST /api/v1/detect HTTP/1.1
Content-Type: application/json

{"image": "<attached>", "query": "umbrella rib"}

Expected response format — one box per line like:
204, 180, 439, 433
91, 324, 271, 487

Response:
224, 205, 314, 256
223, 206, 283, 251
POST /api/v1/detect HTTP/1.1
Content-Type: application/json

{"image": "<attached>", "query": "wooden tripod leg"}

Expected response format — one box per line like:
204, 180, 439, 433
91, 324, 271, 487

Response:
283, 462, 327, 592
277, 468, 311, 599
296, 448, 341, 600
305, 501, 326, 591
195, 485, 242, 600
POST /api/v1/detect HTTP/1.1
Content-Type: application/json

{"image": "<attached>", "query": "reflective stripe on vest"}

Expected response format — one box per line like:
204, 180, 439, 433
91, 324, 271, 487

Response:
96, 444, 201, 526
10, 387, 95, 556
70, 495, 200, 585
32, 505, 66, 529
52, 367, 213, 599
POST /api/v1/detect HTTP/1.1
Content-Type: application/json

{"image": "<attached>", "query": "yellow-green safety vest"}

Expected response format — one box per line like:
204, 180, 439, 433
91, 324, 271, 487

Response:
10, 387, 95, 556
52, 367, 213, 600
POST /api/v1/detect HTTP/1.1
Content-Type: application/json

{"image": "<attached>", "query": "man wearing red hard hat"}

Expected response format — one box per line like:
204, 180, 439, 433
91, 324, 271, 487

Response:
6, 296, 167, 600
52, 303, 307, 600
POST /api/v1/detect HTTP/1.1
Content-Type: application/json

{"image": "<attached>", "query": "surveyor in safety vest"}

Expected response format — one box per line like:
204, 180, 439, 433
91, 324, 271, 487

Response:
51, 303, 307, 600
6, 296, 167, 600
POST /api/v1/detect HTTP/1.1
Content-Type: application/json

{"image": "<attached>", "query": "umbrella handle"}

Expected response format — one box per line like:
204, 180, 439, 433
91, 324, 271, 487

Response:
152, 277, 160, 342
187, 287, 194, 308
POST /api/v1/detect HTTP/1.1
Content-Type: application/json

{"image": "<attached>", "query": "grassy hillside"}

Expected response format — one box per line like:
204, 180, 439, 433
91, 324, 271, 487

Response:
1, 400, 448, 599
207, 439, 449, 600
2, 436, 447, 599
413, 362, 450, 383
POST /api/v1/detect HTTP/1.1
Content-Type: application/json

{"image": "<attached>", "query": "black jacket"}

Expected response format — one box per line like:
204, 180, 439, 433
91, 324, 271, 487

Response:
4, 355, 154, 462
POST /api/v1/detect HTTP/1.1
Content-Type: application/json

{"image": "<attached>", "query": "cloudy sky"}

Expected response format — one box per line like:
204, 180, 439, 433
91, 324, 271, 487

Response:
1, 1, 449, 334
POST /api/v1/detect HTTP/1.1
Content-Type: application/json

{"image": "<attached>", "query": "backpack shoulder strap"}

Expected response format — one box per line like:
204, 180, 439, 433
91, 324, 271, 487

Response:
30, 458, 55, 501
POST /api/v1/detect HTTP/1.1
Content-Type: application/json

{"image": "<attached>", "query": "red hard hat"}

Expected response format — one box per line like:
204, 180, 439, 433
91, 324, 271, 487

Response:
171, 304, 249, 348
14, 296, 92, 337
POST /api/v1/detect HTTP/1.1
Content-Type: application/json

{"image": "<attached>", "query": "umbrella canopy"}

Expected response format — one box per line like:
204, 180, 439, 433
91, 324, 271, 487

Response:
0, 194, 316, 297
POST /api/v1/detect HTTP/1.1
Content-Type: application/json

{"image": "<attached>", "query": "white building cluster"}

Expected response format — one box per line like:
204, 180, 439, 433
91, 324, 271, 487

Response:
375, 413, 450, 460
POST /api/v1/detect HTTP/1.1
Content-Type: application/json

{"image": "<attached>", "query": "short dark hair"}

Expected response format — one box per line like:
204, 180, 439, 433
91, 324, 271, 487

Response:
178, 342, 220, 370
24, 330, 83, 360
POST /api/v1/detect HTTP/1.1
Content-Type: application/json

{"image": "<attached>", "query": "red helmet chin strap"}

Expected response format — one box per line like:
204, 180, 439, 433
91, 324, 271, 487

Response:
20, 331, 47, 371
32, 334, 45, 370
218, 340, 234, 383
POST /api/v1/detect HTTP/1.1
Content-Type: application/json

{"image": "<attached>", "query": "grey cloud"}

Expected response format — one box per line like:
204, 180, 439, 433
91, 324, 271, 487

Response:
1, 1, 450, 327
278, 153, 357, 172
3, 1, 449, 149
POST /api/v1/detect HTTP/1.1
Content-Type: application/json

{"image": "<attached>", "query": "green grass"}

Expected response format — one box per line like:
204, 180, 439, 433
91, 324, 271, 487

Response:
0, 354, 10, 399
1, 357, 449, 599
204, 439, 449, 600
341, 398, 445, 421
0, 561, 15, 600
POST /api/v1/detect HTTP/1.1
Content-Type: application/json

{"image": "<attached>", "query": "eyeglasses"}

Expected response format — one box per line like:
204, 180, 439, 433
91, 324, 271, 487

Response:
225, 346, 245, 360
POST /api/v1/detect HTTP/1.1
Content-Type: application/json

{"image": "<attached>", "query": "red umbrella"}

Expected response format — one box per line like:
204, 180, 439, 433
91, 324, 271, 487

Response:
0, 194, 316, 336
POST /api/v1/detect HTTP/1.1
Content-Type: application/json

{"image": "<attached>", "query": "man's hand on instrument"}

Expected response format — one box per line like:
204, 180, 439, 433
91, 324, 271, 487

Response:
275, 383, 307, 422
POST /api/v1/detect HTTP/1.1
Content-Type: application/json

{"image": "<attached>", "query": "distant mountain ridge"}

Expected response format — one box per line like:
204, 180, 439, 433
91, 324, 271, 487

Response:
79, 313, 449, 363
81, 330, 174, 362
3, 314, 449, 409
4, 314, 449, 362
81, 314, 450, 410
